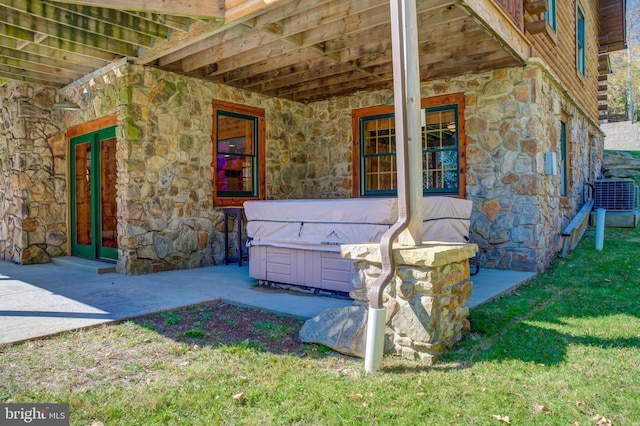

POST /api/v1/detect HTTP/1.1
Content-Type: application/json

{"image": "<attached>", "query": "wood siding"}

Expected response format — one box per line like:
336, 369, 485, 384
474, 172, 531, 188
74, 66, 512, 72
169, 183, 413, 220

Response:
496, 0, 524, 31
528, 0, 600, 120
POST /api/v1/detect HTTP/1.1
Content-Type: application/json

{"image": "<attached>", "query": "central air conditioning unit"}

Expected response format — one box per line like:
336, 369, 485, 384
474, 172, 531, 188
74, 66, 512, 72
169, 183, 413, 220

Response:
594, 178, 639, 212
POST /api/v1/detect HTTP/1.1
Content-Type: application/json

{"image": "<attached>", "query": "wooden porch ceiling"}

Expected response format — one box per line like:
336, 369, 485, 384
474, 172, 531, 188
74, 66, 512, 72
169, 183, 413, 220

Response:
1, 0, 534, 102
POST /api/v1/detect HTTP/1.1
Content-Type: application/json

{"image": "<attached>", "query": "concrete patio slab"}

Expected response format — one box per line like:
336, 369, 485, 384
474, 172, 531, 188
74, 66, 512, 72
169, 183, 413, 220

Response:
0, 258, 534, 346
467, 268, 535, 307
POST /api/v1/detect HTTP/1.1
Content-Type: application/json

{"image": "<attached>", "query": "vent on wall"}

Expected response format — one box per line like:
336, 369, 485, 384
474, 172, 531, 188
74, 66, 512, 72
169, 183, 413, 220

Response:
594, 179, 639, 212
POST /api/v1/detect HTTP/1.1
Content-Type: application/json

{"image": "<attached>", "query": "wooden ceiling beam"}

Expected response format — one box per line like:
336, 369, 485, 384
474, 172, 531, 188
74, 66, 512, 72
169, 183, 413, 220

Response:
0, 46, 95, 76
0, 8, 140, 57
249, 26, 385, 87
224, 0, 290, 23
136, 19, 226, 64
362, 36, 509, 80
419, 51, 516, 80
0, 63, 71, 86
248, 60, 350, 92
131, 11, 193, 32
268, 0, 386, 38
220, 8, 482, 91
273, 70, 381, 97
251, 0, 355, 30
0, 24, 124, 63
324, 4, 463, 55
0, 35, 109, 69
139, 0, 293, 65
201, 38, 299, 77
0, 54, 85, 80
0, 69, 64, 87
43, 1, 172, 39
2, 0, 155, 48
341, 19, 488, 71
289, 78, 391, 102
181, 28, 282, 72
221, 48, 321, 83
296, 4, 390, 48
44, 0, 224, 19
229, 1, 406, 86
327, 15, 478, 66
158, 25, 249, 66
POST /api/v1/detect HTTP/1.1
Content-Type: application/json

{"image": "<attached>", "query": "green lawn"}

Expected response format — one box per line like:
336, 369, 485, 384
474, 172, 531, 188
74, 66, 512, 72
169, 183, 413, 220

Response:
2, 225, 639, 425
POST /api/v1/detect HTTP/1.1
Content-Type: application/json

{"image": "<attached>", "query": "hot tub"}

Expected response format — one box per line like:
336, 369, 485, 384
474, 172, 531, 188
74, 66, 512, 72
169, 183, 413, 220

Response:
244, 197, 472, 295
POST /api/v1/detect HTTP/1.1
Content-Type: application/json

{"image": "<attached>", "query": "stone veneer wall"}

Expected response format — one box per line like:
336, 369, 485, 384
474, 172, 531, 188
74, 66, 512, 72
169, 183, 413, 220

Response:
0, 83, 68, 264
60, 64, 310, 274
3, 57, 602, 273
301, 92, 391, 199
458, 61, 603, 271
304, 60, 603, 272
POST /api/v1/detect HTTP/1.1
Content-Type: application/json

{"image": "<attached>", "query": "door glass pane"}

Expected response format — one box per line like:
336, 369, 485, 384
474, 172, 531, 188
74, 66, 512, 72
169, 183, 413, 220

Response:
101, 137, 118, 249
74, 142, 92, 246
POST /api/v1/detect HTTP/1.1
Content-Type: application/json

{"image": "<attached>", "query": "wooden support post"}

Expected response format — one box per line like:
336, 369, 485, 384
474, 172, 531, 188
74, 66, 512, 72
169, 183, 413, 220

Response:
391, 0, 423, 246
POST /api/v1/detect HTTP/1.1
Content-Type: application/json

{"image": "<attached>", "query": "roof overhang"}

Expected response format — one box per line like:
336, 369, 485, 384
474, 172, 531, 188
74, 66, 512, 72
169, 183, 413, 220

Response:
599, 0, 627, 52
0, 0, 531, 102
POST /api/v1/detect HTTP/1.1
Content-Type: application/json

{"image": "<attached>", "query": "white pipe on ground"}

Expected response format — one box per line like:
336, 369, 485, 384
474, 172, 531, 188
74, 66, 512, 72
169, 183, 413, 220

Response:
596, 208, 606, 250
365, 307, 388, 372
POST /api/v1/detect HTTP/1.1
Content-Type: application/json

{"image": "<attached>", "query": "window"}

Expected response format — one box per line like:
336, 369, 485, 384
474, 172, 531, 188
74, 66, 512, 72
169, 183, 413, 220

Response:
212, 101, 265, 206
576, 5, 585, 76
559, 117, 569, 197
360, 112, 397, 194
545, 0, 557, 32
352, 94, 465, 198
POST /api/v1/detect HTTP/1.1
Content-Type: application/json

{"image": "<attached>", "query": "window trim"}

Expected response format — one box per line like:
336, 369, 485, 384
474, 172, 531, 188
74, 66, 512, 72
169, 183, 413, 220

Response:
559, 113, 570, 200
359, 111, 397, 196
576, 4, 586, 76
545, 0, 557, 33
211, 100, 265, 207
351, 93, 466, 199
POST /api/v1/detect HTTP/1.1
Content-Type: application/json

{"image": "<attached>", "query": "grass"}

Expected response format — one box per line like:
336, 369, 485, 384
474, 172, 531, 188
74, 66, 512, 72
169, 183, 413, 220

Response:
252, 320, 297, 341
1, 226, 639, 425
160, 312, 182, 326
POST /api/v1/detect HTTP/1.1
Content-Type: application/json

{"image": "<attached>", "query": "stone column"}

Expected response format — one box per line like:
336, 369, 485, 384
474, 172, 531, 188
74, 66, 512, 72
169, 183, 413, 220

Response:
0, 83, 67, 265
341, 242, 477, 365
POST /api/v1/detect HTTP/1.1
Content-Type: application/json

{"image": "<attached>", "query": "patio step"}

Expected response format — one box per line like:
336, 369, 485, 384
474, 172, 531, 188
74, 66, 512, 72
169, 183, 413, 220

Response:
51, 256, 117, 274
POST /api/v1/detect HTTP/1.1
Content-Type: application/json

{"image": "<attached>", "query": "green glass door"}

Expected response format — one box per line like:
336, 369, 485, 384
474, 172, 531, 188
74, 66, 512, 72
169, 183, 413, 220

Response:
70, 126, 118, 260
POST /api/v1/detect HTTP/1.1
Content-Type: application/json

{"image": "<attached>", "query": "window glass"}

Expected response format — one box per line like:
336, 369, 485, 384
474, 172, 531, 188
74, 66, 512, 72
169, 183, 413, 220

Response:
359, 104, 460, 196
560, 120, 568, 197
577, 6, 585, 76
545, 0, 557, 32
212, 101, 265, 205
216, 112, 256, 195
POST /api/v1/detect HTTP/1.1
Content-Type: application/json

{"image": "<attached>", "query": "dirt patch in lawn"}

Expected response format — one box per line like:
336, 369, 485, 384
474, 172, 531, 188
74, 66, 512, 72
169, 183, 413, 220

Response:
132, 300, 307, 354
0, 302, 321, 398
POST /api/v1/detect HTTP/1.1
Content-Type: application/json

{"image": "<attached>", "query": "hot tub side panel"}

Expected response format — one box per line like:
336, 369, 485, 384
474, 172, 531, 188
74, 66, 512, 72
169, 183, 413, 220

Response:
249, 246, 356, 293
